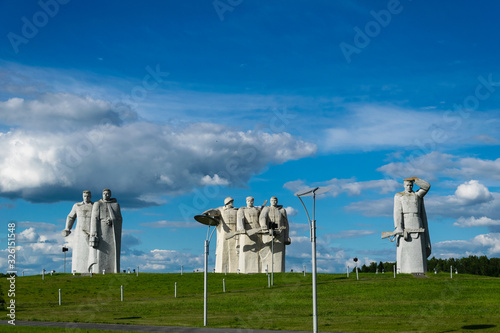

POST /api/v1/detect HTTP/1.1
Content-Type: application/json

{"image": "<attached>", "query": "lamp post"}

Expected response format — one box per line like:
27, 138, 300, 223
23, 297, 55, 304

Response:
295, 186, 330, 333
62, 247, 68, 273
194, 214, 218, 327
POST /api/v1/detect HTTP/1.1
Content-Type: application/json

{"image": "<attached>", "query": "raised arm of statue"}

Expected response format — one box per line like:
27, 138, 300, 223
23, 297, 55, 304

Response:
414, 178, 431, 197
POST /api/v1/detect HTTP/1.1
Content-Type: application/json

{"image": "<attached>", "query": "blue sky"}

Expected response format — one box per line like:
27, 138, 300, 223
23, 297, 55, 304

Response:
0, 1, 499, 275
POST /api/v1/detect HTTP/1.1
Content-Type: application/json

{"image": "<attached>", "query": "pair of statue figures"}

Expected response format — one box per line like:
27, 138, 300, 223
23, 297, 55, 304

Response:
382, 177, 432, 274
61, 189, 123, 274
202, 196, 291, 274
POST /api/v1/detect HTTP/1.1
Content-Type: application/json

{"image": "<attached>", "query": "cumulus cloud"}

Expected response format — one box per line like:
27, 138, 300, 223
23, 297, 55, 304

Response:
0, 92, 316, 206
434, 233, 500, 256
284, 178, 400, 198
451, 180, 493, 205
454, 216, 500, 228
378, 152, 500, 183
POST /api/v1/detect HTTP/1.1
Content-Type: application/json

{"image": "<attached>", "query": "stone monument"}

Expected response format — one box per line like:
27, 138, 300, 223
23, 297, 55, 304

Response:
88, 188, 123, 273
61, 190, 93, 273
259, 197, 291, 273
236, 197, 267, 273
203, 197, 239, 273
382, 177, 431, 274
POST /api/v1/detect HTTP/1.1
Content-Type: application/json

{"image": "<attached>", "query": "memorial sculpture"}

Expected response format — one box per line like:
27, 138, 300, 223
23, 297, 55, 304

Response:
203, 197, 239, 273
259, 197, 291, 273
88, 188, 123, 274
236, 197, 267, 273
382, 177, 431, 274
61, 190, 93, 273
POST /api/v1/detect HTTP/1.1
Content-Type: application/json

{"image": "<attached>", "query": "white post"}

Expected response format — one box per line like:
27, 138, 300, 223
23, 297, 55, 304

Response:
181, 265, 183, 275
223, 278, 226, 292
393, 265, 396, 278
347, 265, 349, 278
355, 264, 359, 281
204, 240, 208, 326
450, 265, 453, 279
175, 282, 177, 298
59, 289, 61, 306
271, 233, 274, 286
42, 269, 45, 280
121, 285, 123, 302
268, 274, 270, 288
137, 266, 139, 277
311, 219, 318, 333
304, 264, 306, 276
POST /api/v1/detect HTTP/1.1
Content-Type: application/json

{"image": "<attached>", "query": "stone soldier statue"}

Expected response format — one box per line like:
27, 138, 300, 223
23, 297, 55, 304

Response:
236, 197, 267, 273
259, 197, 291, 273
203, 197, 239, 273
382, 177, 431, 274
61, 190, 93, 273
88, 188, 123, 273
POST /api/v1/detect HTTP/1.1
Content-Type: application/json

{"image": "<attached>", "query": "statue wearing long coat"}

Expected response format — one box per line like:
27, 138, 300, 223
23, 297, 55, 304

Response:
394, 178, 431, 274
89, 197, 122, 273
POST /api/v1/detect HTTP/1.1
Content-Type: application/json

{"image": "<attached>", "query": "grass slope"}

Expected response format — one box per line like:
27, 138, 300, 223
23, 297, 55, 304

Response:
1, 272, 499, 332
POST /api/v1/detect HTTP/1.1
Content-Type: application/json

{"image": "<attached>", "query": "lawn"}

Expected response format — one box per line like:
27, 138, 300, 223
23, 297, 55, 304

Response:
1, 272, 499, 332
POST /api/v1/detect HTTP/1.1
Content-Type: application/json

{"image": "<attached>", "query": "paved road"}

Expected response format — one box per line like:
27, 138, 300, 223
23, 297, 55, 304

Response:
0, 320, 343, 332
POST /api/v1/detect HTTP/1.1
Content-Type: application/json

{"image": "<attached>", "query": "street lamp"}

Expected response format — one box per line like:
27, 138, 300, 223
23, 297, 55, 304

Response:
62, 247, 69, 273
295, 186, 330, 333
194, 214, 218, 327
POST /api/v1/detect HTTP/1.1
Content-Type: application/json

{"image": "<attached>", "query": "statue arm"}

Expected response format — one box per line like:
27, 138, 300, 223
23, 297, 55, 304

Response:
393, 195, 403, 233
236, 208, 245, 231
62, 204, 77, 236
259, 208, 268, 230
415, 178, 431, 197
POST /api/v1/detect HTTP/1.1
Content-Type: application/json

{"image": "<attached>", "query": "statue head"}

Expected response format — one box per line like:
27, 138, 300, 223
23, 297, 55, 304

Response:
82, 190, 91, 203
403, 179, 414, 193
270, 196, 278, 207
246, 196, 254, 207
102, 188, 112, 200
224, 197, 234, 207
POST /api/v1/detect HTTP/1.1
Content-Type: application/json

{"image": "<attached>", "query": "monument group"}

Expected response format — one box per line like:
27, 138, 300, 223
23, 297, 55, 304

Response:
62, 177, 432, 275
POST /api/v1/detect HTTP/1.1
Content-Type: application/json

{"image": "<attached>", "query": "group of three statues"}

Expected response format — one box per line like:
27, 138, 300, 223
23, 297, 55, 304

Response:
61, 189, 122, 274
202, 196, 291, 274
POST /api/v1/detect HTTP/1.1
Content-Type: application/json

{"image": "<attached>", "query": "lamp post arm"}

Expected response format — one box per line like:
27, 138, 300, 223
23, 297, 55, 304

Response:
297, 195, 313, 241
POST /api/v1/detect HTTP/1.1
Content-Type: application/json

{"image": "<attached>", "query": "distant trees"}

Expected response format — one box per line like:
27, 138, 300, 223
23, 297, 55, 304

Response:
355, 256, 499, 277
427, 255, 500, 277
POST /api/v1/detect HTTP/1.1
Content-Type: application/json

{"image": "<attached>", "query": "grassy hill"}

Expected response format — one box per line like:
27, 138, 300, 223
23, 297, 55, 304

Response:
1, 272, 499, 332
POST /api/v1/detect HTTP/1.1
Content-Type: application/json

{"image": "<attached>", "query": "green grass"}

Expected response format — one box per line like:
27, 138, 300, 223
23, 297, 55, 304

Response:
1, 272, 499, 332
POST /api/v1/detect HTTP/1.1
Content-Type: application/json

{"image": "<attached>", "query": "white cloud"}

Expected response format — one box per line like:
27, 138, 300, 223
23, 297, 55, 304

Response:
451, 180, 492, 205
378, 152, 500, 183
284, 178, 400, 198
284, 206, 299, 216
0, 92, 316, 206
139, 220, 201, 228
454, 216, 500, 228
434, 233, 500, 256
200, 174, 229, 186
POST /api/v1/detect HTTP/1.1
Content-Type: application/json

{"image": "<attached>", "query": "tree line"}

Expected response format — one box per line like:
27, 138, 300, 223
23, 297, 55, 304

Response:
355, 255, 500, 277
